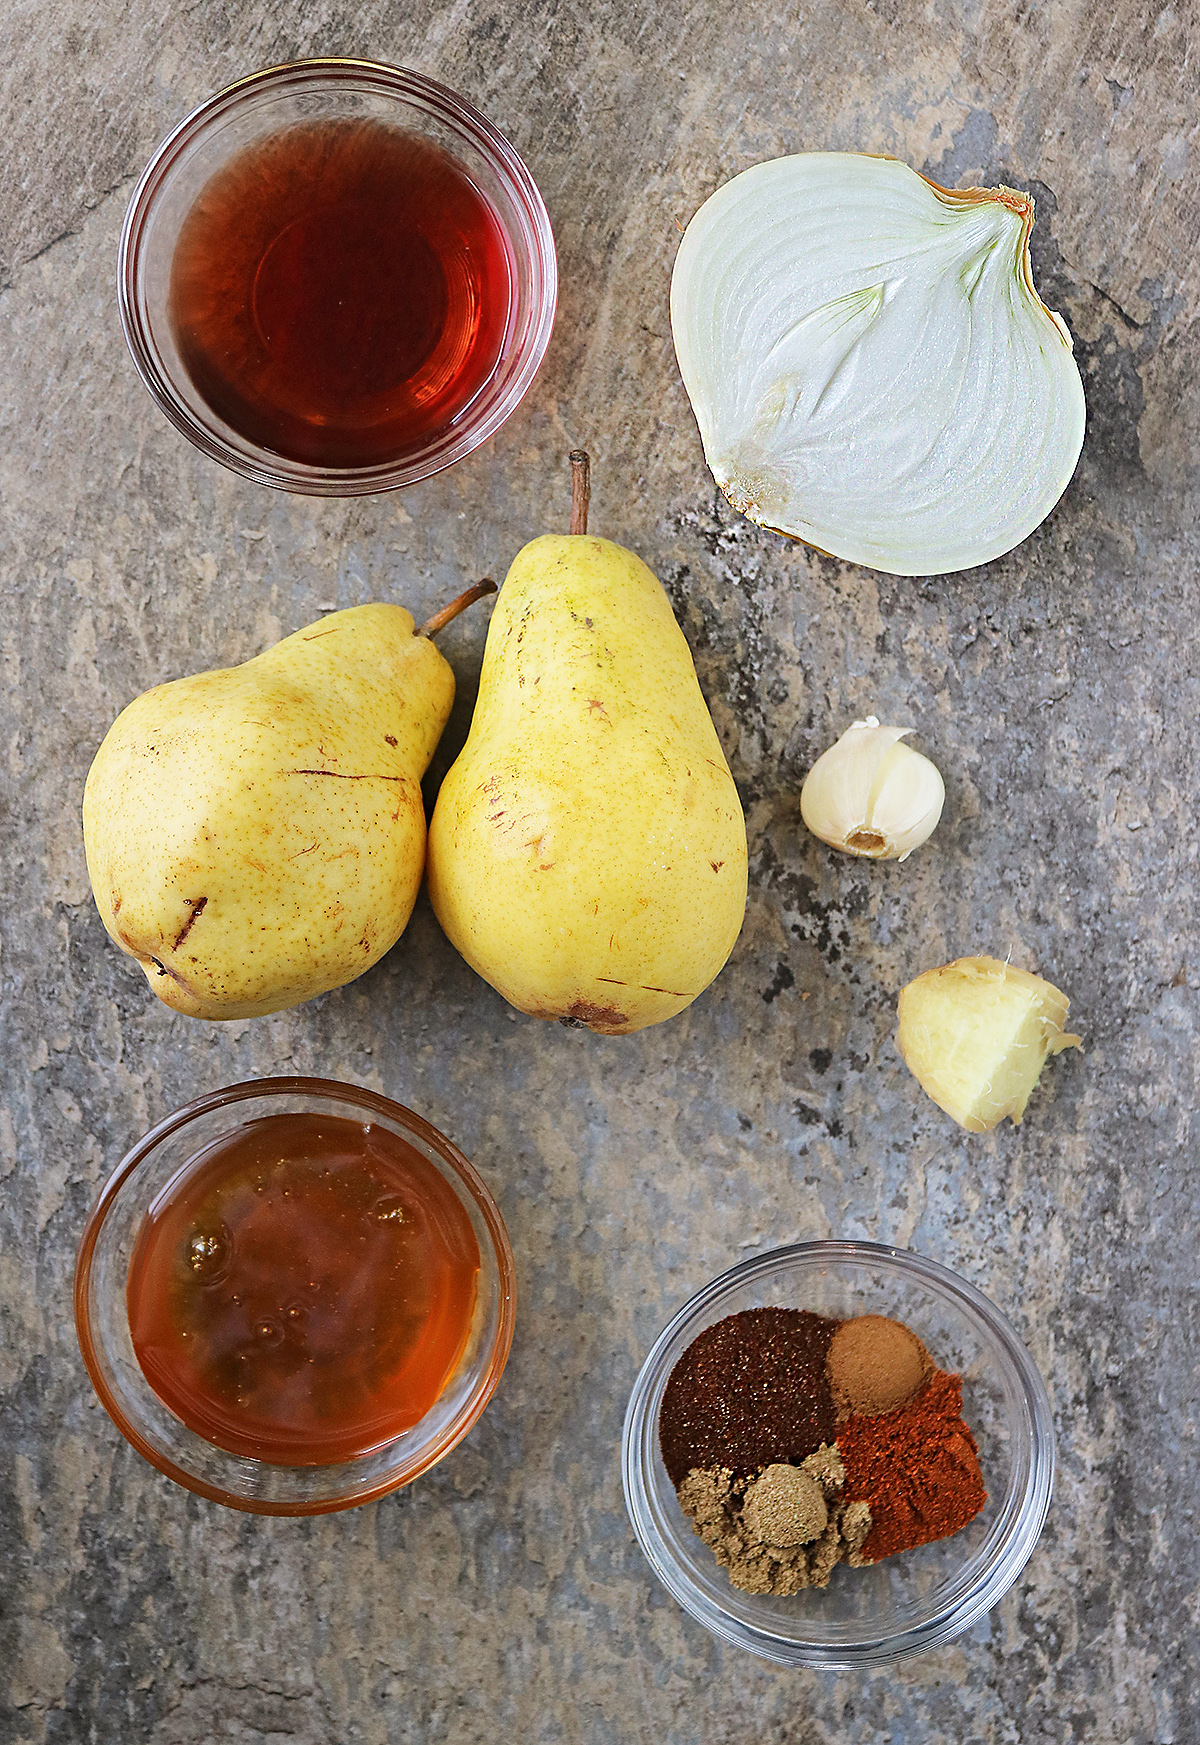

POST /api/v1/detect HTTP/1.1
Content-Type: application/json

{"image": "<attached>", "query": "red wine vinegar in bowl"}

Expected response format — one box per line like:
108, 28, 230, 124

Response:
119, 60, 556, 494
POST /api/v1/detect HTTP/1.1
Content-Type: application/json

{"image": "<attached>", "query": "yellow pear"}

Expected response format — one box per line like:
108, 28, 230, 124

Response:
83, 592, 487, 1020
427, 455, 748, 1033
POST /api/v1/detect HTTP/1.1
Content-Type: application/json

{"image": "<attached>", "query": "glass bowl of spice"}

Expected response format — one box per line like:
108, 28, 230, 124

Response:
75, 1077, 516, 1514
118, 59, 557, 494
622, 1239, 1054, 1667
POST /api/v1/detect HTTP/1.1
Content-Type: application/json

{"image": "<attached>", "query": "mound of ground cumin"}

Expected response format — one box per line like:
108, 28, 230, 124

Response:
677, 1443, 872, 1595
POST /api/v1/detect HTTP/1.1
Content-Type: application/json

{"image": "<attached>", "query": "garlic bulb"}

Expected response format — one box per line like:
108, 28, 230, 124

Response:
670, 153, 1086, 576
800, 717, 944, 861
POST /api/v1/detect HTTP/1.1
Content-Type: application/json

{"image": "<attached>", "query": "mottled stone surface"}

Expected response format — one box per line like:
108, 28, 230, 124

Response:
2, 3, 1197, 1740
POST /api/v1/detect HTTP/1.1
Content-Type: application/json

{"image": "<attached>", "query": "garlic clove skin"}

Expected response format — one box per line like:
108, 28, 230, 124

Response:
867, 739, 946, 861
800, 717, 945, 861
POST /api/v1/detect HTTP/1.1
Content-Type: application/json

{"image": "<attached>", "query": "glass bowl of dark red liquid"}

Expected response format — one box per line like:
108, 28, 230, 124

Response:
622, 1240, 1055, 1667
75, 1078, 516, 1514
118, 59, 557, 493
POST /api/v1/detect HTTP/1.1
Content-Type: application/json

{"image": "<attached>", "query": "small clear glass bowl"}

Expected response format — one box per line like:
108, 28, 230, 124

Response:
623, 1240, 1054, 1667
118, 58, 557, 494
75, 1077, 516, 1514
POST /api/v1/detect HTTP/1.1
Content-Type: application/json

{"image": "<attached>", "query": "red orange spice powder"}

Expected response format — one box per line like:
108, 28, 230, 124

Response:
837, 1368, 987, 1562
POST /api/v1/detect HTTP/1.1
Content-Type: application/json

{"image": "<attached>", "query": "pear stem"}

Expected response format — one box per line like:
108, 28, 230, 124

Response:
569, 450, 590, 536
418, 578, 497, 639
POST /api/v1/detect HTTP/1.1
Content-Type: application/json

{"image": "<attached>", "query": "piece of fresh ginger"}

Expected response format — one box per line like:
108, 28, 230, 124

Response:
896, 955, 1081, 1133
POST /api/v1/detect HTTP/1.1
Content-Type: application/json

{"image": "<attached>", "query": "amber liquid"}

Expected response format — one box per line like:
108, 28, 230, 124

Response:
127, 1113, 480, 1465
168, 119, 512, 468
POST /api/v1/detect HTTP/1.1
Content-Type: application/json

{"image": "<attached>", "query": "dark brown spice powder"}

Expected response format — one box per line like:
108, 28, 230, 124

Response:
659, 1308, 837, 1485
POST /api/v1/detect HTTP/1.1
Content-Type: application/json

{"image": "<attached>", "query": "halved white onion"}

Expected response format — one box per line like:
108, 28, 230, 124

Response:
670, 154, 1086, 576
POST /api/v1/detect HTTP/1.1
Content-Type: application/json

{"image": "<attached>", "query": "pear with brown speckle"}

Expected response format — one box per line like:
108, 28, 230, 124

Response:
427, 455, 748, 1034
83, 602, 458, 1019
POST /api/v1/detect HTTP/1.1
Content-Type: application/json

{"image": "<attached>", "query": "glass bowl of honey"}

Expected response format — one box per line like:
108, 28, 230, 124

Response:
75, 1078, 516, 1513
118, 59, 557, 493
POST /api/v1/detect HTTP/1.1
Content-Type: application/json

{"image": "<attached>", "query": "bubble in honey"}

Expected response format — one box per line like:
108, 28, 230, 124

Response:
372, 1194, 407, 1224
256, 1319, 283, 1345
187, 1223, 231, 1280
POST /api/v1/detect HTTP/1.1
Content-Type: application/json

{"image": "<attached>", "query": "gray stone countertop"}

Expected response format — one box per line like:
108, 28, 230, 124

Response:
2, 3, 1197, 1741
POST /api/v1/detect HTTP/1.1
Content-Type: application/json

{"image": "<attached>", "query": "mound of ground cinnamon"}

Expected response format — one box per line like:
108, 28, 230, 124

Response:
659, 1306, 986, 1594
827, 1313, 931, 1417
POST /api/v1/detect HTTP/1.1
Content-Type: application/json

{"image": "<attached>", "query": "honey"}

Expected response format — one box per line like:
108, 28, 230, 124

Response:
127, 1113, 480, 1465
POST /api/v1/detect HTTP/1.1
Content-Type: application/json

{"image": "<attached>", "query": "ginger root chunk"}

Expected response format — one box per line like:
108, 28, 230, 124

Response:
897, 955, 1081, 1133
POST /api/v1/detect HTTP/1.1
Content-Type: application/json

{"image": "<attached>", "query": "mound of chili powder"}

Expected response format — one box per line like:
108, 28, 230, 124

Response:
659, 1308, 837, 1486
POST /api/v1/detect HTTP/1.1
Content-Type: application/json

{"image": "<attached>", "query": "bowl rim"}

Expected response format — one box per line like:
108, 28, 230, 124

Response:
74, 1075, 517, 1515
117, 56, 558, 496
621, 1238, 1055, 1667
